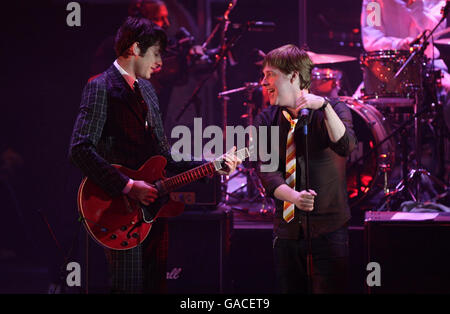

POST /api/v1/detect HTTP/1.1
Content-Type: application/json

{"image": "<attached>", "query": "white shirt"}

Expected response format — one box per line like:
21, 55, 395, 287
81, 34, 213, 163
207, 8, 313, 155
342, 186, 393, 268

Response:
114, 59, 138, 88
361, 0, 447, 62
355, 0, 450, 96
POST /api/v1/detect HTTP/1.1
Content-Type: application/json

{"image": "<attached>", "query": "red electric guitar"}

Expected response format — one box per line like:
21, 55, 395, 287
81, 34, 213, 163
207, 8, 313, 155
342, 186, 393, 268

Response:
77, 148, 249, 250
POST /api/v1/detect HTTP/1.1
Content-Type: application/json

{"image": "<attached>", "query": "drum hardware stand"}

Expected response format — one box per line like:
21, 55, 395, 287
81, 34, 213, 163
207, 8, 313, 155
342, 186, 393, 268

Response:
348, 103, 431, 169
222, 160, 275, 213
224, 164, 263, 205
174, 0, 266, 203
380, 160, 391, 196
218, 82, 274, 213
348, 100, 448, 207
380, 90, 449, 208
387, 2, 450, 206
386, 169, 448, 203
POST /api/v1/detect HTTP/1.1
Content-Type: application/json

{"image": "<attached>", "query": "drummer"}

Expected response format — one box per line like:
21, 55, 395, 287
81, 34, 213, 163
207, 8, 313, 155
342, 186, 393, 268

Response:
356, 0, 450, 95
359, 0, 450, 182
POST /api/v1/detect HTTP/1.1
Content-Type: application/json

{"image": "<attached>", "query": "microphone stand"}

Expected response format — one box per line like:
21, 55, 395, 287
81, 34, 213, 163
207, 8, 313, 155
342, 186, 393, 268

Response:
391, 1, 449, 203
218, 82, 271, 205
394, 1, 449, 79
175, 0, 238, 123
38, 209, 84, 294
175, 1, 240, 202
301, 116, 313, 294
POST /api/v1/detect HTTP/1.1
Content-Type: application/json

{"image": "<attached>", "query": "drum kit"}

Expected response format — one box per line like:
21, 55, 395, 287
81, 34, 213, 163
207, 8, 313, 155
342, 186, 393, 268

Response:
222, 41, 450, 213
207, 0, 450, 214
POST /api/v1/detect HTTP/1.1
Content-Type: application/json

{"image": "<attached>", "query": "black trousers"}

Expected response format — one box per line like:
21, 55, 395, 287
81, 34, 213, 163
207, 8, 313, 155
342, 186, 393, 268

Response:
104, 218, 168, 294
273, 224, 349, 294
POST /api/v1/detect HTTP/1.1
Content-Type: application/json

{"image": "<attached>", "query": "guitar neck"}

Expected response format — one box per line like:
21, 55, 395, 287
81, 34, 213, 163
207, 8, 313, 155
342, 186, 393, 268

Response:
161, 161, 218, 193
160, 148, 249, 193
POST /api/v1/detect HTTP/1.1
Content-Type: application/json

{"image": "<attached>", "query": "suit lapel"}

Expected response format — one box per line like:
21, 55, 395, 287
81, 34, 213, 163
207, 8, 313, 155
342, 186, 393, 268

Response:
139, 81, 170, 146
106, 65, 147, 126
138, 82, 159, 130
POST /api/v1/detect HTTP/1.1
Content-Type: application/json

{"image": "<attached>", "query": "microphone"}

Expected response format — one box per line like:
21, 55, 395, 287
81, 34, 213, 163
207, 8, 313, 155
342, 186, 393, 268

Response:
247, 21, 276, 32
409, 29, 427, 47
300, 108, 310, 135
441, 1, 450, 17
300, 108, 310, 120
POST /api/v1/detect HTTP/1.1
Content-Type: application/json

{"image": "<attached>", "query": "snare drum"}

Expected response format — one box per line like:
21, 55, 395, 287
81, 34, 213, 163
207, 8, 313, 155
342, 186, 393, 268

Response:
341, 97, 395, 208
360, 50, 423, 107
310, 67, 343, 98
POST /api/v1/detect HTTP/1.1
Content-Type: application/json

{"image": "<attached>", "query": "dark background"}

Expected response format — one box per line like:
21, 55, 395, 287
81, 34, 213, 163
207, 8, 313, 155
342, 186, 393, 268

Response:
1, 0, 367, 293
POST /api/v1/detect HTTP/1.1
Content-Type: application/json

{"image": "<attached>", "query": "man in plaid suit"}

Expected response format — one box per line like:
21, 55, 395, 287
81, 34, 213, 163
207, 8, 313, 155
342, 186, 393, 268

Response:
69, 17, 239, 293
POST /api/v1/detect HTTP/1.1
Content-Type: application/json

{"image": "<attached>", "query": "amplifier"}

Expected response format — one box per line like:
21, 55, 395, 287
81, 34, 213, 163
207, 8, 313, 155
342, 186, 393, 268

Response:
166, 207, 232, 293
170, 175, 222, 208
364, 211, 450, 294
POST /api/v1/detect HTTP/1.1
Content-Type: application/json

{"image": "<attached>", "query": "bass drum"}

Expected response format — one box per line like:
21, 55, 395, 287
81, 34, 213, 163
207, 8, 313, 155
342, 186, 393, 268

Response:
341, 97, 396, 208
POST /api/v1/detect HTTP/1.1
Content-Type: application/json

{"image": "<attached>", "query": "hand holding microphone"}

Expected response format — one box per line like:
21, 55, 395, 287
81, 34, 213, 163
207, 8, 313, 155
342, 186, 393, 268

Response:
293, 189, 317, 212
295, 93, 329, 118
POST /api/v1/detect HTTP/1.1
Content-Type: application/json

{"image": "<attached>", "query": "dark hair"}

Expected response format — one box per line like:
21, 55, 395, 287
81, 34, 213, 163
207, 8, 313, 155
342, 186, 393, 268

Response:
263, 44, 314, 90
114, 16, 167, 57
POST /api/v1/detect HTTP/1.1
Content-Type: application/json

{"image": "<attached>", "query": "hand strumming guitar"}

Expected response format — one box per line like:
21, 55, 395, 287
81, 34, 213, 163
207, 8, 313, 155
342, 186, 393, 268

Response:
128, 180, 159, 205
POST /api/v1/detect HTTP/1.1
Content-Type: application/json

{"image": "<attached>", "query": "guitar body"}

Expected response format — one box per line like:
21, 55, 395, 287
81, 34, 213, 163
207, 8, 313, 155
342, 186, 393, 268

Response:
77, 156, 184, 250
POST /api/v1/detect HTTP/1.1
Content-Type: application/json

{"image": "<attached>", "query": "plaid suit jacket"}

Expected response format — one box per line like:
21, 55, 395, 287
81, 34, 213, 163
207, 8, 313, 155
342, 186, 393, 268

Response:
69, 64, 201, 197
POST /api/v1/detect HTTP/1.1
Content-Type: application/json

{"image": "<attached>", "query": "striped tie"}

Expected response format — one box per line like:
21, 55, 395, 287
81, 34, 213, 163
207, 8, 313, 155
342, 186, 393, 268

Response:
282, 110, 298, 223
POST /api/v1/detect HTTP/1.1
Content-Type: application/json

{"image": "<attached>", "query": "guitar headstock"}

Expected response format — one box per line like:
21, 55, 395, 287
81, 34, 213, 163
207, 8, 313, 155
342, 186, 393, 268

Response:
236, 147, 250, 161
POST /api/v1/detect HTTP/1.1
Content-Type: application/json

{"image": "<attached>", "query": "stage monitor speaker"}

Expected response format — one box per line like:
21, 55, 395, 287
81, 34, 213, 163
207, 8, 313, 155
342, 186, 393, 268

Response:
364, 211, 450, 294
166, 207, 232, 293
229, 223, 276, 293
348, 225, 366, 294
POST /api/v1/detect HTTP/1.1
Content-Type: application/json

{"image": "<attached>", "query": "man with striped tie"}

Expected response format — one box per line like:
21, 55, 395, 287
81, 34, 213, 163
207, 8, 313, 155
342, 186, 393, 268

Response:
255, 44, 357, 293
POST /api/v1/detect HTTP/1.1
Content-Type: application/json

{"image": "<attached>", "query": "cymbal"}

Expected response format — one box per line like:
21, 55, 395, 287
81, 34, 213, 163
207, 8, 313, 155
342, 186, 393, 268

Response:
254, 50, 357, 66
434, 38, 450, 46
434, 27, 450, 40
306, 51, 357, 64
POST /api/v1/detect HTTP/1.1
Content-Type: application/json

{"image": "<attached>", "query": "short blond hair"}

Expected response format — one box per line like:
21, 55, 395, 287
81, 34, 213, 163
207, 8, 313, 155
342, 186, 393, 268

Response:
263, 44, 314, 90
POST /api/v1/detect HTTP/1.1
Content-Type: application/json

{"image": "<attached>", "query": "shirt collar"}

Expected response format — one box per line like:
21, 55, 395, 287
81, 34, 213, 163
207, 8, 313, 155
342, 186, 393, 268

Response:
113, 59, 137, 89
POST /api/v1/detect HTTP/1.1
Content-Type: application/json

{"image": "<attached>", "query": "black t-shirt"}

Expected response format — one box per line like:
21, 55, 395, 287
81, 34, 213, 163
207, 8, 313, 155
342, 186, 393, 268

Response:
254, 98, 357, 239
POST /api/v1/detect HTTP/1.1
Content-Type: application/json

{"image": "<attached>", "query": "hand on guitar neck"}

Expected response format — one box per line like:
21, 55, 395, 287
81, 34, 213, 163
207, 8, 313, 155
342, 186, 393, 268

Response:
216, 146, 242, 176
77, 146, 249, 250
126, 146, 240, 207
128, 180, 158, 206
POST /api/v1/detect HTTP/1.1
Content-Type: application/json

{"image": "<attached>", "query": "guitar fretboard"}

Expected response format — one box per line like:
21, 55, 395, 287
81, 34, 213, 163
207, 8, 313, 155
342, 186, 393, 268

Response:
161, 148, 249, 193
162, 161, 216, 192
